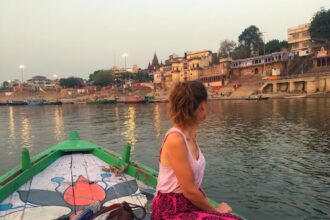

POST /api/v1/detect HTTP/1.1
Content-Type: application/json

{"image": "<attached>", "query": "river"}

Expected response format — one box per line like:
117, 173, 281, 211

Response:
0, 99, 329, 220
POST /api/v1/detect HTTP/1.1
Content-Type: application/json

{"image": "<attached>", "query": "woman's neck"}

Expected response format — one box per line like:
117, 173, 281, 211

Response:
174, 124, 196, 139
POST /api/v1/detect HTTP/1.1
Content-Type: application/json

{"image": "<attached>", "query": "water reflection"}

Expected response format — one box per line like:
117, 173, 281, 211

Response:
8, 107, 15, 142
21, 117, 31, 148
8, 107, 15, 154
153, 104, 161, 137
122, 106, 136, 149
54, 107, 64, 141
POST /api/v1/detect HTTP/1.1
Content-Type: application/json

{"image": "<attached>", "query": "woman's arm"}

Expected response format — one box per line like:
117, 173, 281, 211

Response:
163, 133, 217, 211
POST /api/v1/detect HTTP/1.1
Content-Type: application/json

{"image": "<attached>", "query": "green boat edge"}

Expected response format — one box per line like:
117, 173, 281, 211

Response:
0, 131, 246, 220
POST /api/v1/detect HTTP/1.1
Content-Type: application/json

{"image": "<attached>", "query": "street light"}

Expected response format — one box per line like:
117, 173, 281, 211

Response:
122, 53, 128, 70
19, 65, 25, 84
122, 53, 129, 84
261, 32, 266, 76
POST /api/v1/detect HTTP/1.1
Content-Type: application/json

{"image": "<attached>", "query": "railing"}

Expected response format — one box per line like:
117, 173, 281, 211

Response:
276, 72, 330, 80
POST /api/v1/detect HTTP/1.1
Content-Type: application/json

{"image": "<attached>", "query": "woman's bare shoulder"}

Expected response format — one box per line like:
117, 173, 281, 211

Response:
163, 132, 187, 153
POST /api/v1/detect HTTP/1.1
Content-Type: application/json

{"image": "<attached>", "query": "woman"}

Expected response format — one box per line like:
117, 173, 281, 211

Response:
151, 81, 241, 220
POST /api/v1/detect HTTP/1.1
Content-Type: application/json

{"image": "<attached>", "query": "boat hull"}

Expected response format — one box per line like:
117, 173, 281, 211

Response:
0, 131, 247, 220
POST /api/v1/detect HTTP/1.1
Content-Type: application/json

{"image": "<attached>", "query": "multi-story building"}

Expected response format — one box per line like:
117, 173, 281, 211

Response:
288, 23, 312, 56
200, 58, 232, 88
27, 75, 53, 87
171, 50, 212, 83
230, 51, 292, 77
171, 57, 185, 83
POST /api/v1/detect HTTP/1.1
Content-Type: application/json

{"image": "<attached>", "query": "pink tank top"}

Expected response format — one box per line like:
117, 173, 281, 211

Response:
156, 127, 206, 193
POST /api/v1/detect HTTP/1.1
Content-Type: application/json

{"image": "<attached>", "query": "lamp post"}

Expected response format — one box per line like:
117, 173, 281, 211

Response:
19, 65, 25, 84
122, 53, 128, 70
122, 53, 129, 84
53, 74, 59, 99
261, 32, 266, 76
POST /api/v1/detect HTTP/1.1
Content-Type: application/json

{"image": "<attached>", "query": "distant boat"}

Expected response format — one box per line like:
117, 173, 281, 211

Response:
8, 101, 28, 106
145, 96, 169, 103
42, 101, 62, 105
87, 99, 117, 105
28, 99, 45, 106
245, 95, 269, 100
116, 96, 146, 104
284, 95, 306, 99
28, 100, 62, 106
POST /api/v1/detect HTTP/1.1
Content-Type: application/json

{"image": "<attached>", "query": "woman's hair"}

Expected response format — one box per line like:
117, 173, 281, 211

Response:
169, 80, 208, 128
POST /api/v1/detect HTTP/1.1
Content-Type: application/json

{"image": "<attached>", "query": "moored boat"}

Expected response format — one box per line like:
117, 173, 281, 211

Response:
283, 94, 306, 99
28, 100, 63, 106
117, 96, 146, 104
0, 131, 246, 220
245, 95, 269, 100
7, 100, 28, 106
42, 101, 63, 105
87, 99, 117, 105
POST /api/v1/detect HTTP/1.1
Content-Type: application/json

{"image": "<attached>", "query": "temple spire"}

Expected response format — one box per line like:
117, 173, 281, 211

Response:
151, 52, 159, 68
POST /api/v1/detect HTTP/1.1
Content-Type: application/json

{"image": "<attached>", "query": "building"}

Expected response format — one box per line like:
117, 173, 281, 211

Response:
171, 57, 185, 83
313, 46, 330, 70
148, 52, 160, 72
153, 65, 172, 90
288, 23, 312, 56
170, 50, 213, 83
27, 75, 53, 87
230, 51, 292, 77
200, 58, 232, 89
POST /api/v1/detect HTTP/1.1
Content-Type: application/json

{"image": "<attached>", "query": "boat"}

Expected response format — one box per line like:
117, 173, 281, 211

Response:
87, 99, 117, 105
144, 96, 169, 103
245, 95, 269, 100
28, 100, 63, 106
7, 100, 28, 106
0, 102, 8, 106
0, 131, 246, 220
42, 101, 63, 105
283, 94, 306, 99
116, 96, 146, 104
27, 99, 46, 106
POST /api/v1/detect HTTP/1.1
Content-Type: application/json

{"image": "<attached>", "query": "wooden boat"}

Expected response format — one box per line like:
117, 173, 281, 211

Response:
117, 96, 146, 104
145, 96, 169, 103
7, 101, 28, 106
87, 99, 117, 105
43, 101, 63, 105
0, 131, 246, 220
283, 94, 306, 99
28, 100, 63, 106
245, 95, 269, 100
148, 99, 169, 103
28, 100, 44, 106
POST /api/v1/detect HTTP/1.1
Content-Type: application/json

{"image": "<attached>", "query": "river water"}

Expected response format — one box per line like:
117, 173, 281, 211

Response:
0, 99, 329, 220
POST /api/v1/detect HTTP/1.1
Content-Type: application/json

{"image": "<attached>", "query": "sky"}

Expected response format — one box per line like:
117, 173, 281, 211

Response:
1, 0, 330, 82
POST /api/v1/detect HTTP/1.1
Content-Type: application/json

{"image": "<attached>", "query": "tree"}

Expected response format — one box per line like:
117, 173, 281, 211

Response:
310, 7, 330, 42
93, 71, 113, 86
2, 81, 9, 88
231, 45, 251, 59
218, 40, 237, 58
59, 77, 84, 88
238, 25, 264, 57
265, 40, 289, 54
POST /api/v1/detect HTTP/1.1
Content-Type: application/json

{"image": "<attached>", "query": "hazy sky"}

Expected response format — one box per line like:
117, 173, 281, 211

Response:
1, 0, 329, 82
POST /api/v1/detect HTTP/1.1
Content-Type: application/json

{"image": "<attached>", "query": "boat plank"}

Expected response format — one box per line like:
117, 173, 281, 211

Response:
70, 153, 107, 212
21, 155, 73, 220
0, 181, 31, 220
